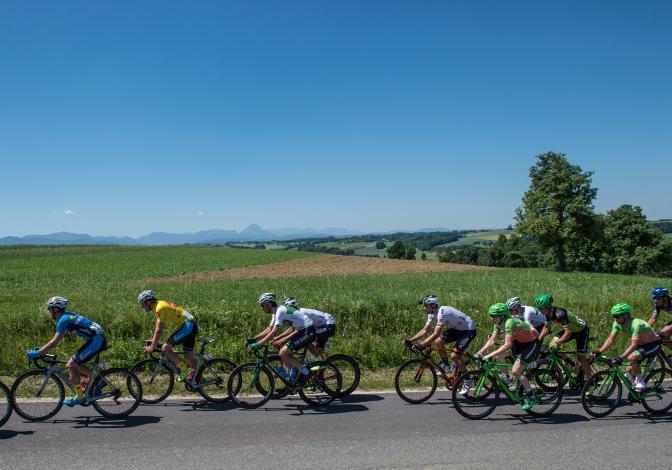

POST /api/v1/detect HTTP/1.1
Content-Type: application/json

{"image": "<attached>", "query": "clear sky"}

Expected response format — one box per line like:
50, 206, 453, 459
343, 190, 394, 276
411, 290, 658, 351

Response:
1, 1, 670, 237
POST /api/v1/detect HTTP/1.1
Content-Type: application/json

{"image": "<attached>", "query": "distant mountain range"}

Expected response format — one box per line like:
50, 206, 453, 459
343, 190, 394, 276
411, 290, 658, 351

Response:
0, 224, 459, 246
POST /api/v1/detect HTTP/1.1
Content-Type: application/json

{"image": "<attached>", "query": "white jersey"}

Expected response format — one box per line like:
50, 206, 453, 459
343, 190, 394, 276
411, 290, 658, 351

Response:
513, 306, 546, 329
299, 308, 335, 327
425, 306, 475, 331
272, 306, 313, 330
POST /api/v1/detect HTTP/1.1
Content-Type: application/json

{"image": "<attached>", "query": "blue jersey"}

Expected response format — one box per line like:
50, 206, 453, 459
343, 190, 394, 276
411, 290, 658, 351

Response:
56, 313, 104, 340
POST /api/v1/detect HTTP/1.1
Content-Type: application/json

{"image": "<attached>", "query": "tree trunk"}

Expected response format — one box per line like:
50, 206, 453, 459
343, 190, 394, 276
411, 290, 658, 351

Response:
557, 241, 567, 272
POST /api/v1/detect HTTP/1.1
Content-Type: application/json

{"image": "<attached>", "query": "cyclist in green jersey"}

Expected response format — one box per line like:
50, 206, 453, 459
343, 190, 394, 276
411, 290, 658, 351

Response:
475, 303, 541, 411
595, 303, 661, 392
535, 294, 592, 380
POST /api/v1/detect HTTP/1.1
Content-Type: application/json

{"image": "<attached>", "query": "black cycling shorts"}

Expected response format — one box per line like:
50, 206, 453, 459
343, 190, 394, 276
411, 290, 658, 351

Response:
441, 329, 477, 353
511, 340, 541, 365
167, 321, 198, 352
288, 326, 316, 352
634, 341, 661, 362
73, 335, 107, 365
314, 324, 336, 349
555, 326, 590, 353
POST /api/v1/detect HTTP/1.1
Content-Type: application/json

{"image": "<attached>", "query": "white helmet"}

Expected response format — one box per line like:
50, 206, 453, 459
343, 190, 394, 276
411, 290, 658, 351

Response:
506, 297, 523, 310
47, 296, 69, 310
138, 290, 157, 305
258, 292, 277, 305
282, 297, 299, 308
419, 295, 439, 305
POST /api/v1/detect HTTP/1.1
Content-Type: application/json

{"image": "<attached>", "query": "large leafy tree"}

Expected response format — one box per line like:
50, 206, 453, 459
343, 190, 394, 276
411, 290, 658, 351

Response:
515, 152, 598, 271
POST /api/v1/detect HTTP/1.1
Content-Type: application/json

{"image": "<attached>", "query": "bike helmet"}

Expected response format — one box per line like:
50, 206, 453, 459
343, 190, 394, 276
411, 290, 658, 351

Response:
488, 303, 510, 317
419, 295, 439, 305
282, 297, 299, 308
137, 290, 157, 305
47, 296, 69, 311
258, 292, 277, 305
610, 303, 632, 316
652, 287, 669, 299
534, 294, 553, 309
506, 297, 523, 310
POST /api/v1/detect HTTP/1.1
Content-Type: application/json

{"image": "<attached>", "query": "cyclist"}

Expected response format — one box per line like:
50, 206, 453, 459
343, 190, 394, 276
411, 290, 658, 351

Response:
648, 287, 671, 338
595, 303, 661, 392
506, 297, 546, 333
138, 290, 197, 383
405, 295, 477, 381
249, 293, 315, 386
281, 298, 336, 357
474, 303, 540, 411
27, 296, 106, 407
535, 294, 592, 380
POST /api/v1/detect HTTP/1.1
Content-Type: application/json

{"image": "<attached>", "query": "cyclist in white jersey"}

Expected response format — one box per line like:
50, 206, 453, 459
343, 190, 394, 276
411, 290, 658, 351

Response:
404, 295, 477, 381
506, 297, 546, 333
249, 293, 315, 385
281, 298, 336, 356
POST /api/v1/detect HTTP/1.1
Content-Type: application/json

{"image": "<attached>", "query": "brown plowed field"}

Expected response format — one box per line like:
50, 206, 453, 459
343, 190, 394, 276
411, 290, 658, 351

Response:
151, 254, 493, 282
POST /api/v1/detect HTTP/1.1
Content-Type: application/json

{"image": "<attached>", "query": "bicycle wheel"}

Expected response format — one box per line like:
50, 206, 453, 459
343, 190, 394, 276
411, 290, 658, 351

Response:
11, 369, 64, 421
525, 368, 564, 417
227, 362, 274, 409
581, 370, 622, 418
91, 368, 142, 418
265, 354, 292, 399
641, 367, 672, 414
130, 359, 174, 404
451, 370, 500, 420
535, 360, 568, 388
394, 359, 438, 404
196, 358, 236, 403
298, 361, 342, 406
328, 354, 361, 397
0, 381, 12, 427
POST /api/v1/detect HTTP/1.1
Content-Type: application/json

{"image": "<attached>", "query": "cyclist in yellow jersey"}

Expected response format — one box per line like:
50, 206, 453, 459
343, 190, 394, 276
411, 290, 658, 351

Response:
138, 290, 198, 382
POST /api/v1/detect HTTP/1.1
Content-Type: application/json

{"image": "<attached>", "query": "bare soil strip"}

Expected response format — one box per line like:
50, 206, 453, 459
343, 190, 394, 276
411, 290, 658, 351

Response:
150, 254, 493, 282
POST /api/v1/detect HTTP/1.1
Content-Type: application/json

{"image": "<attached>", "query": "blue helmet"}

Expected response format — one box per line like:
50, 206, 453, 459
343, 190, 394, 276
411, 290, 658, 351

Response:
652, 287, 669, 299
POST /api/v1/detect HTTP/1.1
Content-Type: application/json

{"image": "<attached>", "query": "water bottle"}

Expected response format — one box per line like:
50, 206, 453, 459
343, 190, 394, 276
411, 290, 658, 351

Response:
203, 353, 213, 360
288, 366, 298, 381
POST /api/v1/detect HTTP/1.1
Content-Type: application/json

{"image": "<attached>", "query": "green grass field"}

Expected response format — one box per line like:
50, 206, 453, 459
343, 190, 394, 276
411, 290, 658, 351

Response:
440, 229, 514, 247
0, 245, 668, 379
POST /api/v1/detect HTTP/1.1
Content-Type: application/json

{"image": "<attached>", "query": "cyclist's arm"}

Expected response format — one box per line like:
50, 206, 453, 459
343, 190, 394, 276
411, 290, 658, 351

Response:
273, 327, 296, 345
253, 326, 273, 341
553, 328, 572, 345
597, 331, 616, 354
475, 334, 498, 357
148, 322, 164, 350
538, 323, 551, 342
408, 326, 429, 343
420, 325, 442, 347
484, 334, 513, 360
619, 336, 640, 361
647, 312, 658, 327
36, 333, 64, 354
257, 326, 279, 346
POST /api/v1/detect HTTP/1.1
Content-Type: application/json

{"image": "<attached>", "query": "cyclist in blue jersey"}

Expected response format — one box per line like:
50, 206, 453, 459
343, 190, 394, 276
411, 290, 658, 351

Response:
648, 287, 672, 339
27, 296, 107, 406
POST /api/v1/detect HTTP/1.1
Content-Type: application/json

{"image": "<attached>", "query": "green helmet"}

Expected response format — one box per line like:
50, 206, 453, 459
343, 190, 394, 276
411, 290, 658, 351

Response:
610, 303, 632, 316
488, 303, 510, 317
534, 294, 553, 309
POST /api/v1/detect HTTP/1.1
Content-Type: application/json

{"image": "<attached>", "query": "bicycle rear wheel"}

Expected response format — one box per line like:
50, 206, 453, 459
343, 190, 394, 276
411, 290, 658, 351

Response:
299, 361, 342, 406
196, 358, 236, 403
0, 381, 12, 427
327, 354, 361, 397
581, 370, 622, 418
525, 368, 564, 417
11, 369, 64, 421
641, 367, 672, 414
228, 363, 274, 409
451, 370, 500, 420
394, 359, 438, 404
91, 368, 142, 418
130, 359, 174, 404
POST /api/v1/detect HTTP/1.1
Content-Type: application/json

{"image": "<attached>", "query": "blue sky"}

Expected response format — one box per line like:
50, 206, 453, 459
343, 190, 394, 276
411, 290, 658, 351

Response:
1, 0, 670, 237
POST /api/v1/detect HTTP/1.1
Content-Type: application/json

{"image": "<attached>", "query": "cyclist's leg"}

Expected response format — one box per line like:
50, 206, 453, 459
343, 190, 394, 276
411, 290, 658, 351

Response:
69, 335, 106, 400
308, 325, 329, 359
165, 321, 197, 370
450, 330, 477, 373
574, 328, 592, 378
281, 327, 316, 378
512, 340, 540, 391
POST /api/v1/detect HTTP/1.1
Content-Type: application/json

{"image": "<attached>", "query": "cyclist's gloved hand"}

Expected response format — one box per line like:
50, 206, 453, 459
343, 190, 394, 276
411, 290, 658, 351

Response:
27, 349, 41, 360
549, 339, 560, 351
249, 342, 261, 351
610, 357, 623, 367
403, 339, 413, 348
245, 337, 255, 346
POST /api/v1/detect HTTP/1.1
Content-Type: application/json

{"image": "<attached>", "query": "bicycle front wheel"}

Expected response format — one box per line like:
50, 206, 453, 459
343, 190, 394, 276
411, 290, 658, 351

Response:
11, 369, 64, 421
299, 361, 342, 406
328, 354, 361, 397
581, 370, 622, 418
196, 358, 236, 403
130, 359, 174, 404
0, 381, 12, 427
641, 367, 672, 414
91, 368, 142, 418
451, 370, 500, 420
228, 363, 274, 409
394, 359, 437, 404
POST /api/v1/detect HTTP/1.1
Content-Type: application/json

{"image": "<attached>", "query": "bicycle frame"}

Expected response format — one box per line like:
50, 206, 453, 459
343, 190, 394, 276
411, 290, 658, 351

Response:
474, 360, 526, 403
407, 345, 467, 384
32, 355, 115, 403
145, 341, 219, 390
593, 360, 665, 402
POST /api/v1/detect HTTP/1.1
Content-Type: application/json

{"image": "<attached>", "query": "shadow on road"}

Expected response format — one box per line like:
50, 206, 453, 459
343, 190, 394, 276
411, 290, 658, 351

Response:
287, 403, 369, 415
179, 401, 239, 412
337, 393, 385, 404
0, 430, 34, 440
48, 415, 161, 429
511, 413, 591, 425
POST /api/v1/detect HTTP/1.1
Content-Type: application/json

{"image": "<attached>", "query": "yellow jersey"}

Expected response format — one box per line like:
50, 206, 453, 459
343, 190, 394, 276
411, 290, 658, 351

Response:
153, 300, 194, 326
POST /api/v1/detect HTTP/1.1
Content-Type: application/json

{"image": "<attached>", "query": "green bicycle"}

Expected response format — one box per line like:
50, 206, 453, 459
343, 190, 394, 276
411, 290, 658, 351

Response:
535, 342, 606, 390
451, 358, 564, 419
581, 355, 672, 417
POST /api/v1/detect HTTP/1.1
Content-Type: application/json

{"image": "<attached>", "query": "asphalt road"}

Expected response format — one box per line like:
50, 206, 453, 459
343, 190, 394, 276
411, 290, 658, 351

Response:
1, 391, 671, 469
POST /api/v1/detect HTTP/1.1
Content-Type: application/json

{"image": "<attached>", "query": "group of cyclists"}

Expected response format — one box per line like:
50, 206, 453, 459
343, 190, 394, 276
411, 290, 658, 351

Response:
21, 285, 672, 413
